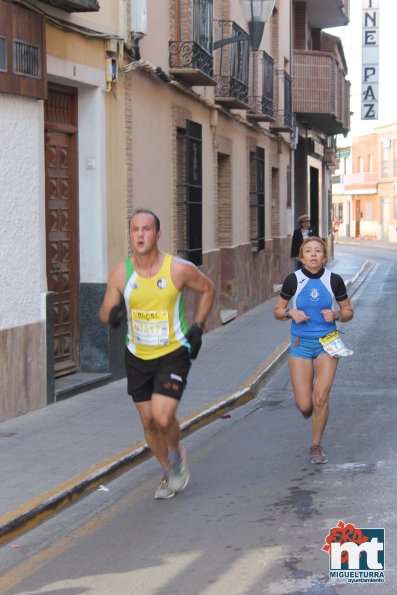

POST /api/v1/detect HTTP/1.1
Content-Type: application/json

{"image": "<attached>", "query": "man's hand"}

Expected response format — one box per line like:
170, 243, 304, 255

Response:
108, 296, 126, 328
186, 322, 203, 359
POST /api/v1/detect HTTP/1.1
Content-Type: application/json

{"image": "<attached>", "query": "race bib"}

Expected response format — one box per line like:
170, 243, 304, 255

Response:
132, 310, 170, 346
319, 330, 353, 358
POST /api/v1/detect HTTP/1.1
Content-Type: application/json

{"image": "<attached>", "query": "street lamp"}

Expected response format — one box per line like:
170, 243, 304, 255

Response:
213, 0, 275, 51
239, 0, 275, 51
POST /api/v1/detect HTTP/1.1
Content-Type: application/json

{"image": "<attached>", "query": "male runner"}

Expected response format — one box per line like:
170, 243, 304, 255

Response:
99, 209, 215, 498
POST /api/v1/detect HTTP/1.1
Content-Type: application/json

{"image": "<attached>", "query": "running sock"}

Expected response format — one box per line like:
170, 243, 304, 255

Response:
168, 449, 181, 465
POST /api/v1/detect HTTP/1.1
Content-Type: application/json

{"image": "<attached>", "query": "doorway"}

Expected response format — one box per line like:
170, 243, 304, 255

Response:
309, 166, 319, 235
44, 85, 79, 377
355, 200, 361, 237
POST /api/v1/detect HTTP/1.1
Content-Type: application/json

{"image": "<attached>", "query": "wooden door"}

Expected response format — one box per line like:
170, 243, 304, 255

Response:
355, 199, 361, 238
45, 86, 79, 376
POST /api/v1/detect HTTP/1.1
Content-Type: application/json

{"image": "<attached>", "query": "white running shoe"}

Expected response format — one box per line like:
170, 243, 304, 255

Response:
168, 447, 190, 493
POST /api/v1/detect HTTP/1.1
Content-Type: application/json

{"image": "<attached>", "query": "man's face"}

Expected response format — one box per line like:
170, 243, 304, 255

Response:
302, 219, 311, 229
129, 213, 159, 255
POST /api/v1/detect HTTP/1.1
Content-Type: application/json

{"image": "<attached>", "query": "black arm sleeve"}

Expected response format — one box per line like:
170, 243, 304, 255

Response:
280, 273, 298, 301
330, 273, 348, 301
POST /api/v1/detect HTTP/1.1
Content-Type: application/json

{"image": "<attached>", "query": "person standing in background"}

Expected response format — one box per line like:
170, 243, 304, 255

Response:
290, 215, 315, 271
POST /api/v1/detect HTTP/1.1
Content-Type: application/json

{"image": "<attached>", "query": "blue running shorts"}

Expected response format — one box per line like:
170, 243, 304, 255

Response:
289, 334, 327, 360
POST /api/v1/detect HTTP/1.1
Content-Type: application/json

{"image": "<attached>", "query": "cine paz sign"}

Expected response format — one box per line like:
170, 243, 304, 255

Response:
362, 0, 379, 120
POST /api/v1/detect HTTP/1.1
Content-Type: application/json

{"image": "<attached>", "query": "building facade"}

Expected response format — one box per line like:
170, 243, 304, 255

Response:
0, 0, 350, 421
332, 122, 397, 243
0, 0, 126, 420
292, 1, 350, 243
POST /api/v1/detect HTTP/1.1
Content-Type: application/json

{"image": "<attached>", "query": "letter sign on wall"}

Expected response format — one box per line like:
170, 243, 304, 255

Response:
362, 0, 379, 119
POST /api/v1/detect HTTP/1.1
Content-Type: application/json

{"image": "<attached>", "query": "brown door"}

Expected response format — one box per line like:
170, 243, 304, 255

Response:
355, 199, 361, 238
45, 85, 79, 376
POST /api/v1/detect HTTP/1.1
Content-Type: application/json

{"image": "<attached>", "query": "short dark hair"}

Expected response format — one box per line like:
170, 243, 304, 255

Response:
129, 209, 160, 232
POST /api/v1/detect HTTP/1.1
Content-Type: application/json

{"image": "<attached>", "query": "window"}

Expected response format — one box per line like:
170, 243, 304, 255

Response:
393, 196, 397, 220
13, 39, 40, 78
0, 36, 6, 72
249, 147, 265, 251
334, 203, 343, 222
0, 2, 46, 99
217, 153, 232, 247
176, 120, 203, 265
194, 0, 213, 52
286, 164, 291, 209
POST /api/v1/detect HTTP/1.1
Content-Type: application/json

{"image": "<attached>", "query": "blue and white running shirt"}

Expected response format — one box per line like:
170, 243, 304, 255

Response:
280, 267, 348, 338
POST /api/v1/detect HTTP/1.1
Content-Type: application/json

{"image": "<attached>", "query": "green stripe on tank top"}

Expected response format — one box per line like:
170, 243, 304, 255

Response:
124, 256, 135, 290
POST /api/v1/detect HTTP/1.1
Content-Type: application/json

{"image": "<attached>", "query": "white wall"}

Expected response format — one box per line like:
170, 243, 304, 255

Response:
0, 95, 45, 329
78, 87, 108, 282
47, 55, 108, 283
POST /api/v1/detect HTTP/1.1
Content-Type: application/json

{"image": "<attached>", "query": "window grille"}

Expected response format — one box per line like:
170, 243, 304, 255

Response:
176, 120, 203, 265
0, 36, 6, 72
249, 147, 265, 251
13, 39, 40, 78
286, 164, 291, 209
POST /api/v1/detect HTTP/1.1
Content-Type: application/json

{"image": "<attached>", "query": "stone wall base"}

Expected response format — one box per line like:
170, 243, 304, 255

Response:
0, 322, 47, 421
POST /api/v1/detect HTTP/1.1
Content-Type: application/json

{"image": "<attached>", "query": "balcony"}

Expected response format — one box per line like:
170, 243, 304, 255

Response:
169, 42, 215, 86
270, 70, 294, 133
292, 50, 350, 135
39, 0, 99, 11
247, 51, 274, 122
213, 20, 250, 109
304, 0, 349, 29
247, 96, 274, 121
324, 147, 337, 167
343, 173, 378, 194
169, 0, 215, 86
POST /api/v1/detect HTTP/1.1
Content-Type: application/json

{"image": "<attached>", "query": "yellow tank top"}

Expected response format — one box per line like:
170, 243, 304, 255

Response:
124, 253, 189, 359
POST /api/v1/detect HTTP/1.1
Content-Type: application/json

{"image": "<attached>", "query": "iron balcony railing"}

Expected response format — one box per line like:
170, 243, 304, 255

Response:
271, 70, 294, 132
248, 51, 274, 120
169, 0, 215, 86
213, 20, 250, 108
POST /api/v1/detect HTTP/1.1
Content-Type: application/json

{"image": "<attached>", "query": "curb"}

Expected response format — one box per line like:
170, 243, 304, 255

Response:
0, 339, 290, 547
0, 261, 373, 546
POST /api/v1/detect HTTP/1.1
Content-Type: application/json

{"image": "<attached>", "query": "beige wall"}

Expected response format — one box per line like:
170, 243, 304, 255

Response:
46, 25, 105, 70
105, 77, 129, 270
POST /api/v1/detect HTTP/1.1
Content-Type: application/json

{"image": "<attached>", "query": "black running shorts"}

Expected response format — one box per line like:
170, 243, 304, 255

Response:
125, 346, 192, 402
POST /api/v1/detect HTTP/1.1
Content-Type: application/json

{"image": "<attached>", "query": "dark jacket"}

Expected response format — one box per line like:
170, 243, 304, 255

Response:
290, 227, 315, 258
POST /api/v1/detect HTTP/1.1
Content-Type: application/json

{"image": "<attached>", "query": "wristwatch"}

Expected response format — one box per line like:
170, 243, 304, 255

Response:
285, 309, 292, 319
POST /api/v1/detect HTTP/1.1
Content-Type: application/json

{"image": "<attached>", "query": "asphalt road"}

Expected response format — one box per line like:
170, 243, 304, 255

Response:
0, 244, 396, 595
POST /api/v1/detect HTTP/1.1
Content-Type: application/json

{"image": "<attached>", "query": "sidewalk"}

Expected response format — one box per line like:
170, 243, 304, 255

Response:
335, 236, 397, 250
0, 252, 373, 545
